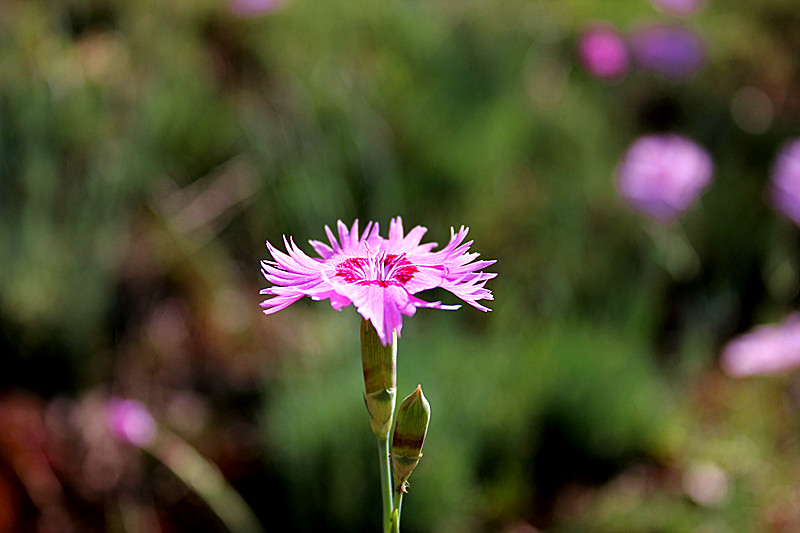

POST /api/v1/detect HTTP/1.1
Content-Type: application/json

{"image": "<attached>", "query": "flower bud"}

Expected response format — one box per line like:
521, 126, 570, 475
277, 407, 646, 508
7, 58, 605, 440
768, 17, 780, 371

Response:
361, 319, 397, 438
391, 385, 430, 491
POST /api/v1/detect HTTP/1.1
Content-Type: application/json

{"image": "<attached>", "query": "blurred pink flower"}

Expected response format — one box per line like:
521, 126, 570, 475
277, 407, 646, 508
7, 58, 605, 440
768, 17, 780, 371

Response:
260, 218, 496, 345
649, 0, 705, 16
721, 314, 800, 377
107, 399, 157, 447
577, 24, 630, 80
629, 24, 705, 79
229, 0, 281, 16
617, 133, 713, 221
770, 138, 800, 227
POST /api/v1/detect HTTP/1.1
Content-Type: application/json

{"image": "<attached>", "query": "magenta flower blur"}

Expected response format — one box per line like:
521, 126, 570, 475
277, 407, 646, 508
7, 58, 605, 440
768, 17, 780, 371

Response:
617, 134, 713, 221
770, 138, 800, 227
649, 0, 705, 16
229, 0, 280, 16
629, 24, 705, 80
721, 314, 800, 377
107, 399, 157, 447
260, 218, 496, 345
577, 24, 630, 80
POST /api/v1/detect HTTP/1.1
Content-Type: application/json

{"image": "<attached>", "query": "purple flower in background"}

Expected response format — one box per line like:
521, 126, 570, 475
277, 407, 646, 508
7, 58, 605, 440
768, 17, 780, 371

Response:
721, 314, 800, 377
577, 24, 630, 80
229, 0, 280, 16
630, 24, 705, 79
260, 218, 496, 345
770, 138, 800, 227
617, 134, 713, 221
649, 0, 705, 16
107, 399, 157, 447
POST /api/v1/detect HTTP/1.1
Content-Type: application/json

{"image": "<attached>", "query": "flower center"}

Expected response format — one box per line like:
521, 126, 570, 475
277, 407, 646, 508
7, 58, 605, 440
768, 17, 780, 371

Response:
335, 253, 417, 287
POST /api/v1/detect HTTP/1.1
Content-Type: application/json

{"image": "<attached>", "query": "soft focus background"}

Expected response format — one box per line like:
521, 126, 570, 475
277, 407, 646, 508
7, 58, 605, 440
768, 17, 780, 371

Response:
2, 1, 800, 532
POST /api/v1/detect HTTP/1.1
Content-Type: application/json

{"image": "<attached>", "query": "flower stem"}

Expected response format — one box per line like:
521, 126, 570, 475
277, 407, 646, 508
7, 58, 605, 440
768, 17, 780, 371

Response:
391, 487, 404, 533
145, 429, 264, 533
377, 436, 394, 533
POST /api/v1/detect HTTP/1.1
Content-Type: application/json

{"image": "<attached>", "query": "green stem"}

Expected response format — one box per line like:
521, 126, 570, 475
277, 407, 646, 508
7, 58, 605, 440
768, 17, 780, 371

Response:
145, 429, 264, 533
377, 437, 394, 533
391, 487, 404, 533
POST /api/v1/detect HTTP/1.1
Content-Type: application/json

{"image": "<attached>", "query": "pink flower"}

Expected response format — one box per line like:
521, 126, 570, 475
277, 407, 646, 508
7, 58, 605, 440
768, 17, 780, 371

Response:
260, 218, 496, 345
577, 24, 630, 80
721, 314, 800, 377
769, 138, 800, 227
629, 24, 706, 80
617, 133, 713, 221
229, 0, 281, 16
107, 399, 157, 447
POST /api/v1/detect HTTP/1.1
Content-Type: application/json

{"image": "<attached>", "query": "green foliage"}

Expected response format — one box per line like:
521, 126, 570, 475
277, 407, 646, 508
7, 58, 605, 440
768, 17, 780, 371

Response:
3, 0, 800, 532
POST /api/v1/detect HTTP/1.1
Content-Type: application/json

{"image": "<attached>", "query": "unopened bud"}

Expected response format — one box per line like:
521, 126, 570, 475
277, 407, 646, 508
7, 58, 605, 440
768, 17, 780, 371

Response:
391, 385, 430, 491
361, 319, 397, 438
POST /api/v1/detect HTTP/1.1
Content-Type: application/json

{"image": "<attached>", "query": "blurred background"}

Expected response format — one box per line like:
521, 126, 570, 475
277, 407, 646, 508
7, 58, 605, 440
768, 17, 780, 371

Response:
2, 0, 800, 532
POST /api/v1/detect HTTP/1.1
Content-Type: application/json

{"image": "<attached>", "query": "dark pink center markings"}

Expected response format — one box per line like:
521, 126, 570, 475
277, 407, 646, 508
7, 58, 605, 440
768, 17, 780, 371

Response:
335, 254, 418, 287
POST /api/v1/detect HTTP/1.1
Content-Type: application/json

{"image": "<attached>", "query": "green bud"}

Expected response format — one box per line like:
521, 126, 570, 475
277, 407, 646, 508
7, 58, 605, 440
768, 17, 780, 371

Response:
361, 319, 397, 438
391, 385, 430, 492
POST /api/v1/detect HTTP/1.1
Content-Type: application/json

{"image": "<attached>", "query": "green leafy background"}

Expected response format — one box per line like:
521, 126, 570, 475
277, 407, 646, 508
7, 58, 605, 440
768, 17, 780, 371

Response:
2, 1, 800, 532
